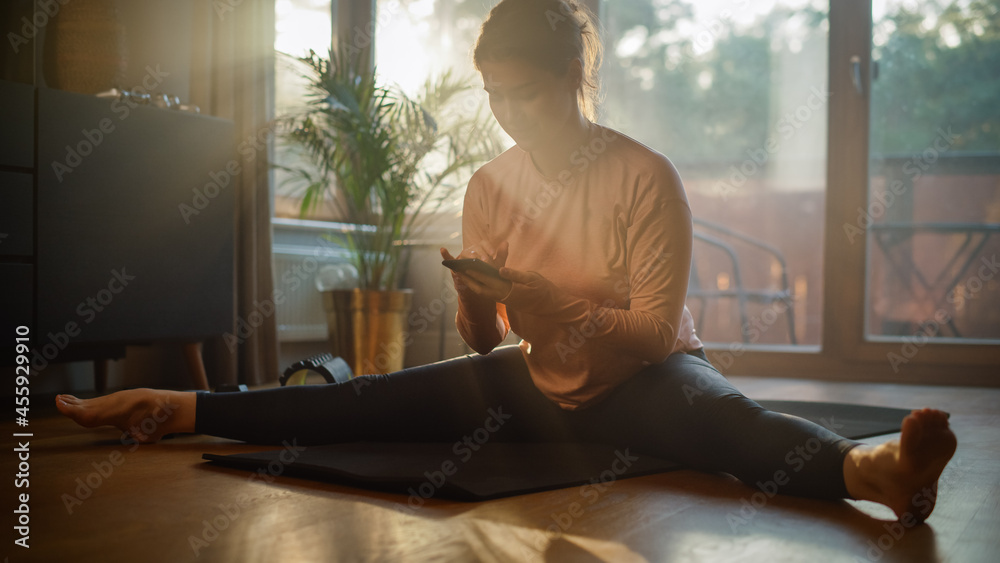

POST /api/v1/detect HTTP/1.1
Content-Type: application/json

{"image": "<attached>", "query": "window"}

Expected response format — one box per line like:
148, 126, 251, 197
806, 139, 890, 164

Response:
273, 0, 334, 219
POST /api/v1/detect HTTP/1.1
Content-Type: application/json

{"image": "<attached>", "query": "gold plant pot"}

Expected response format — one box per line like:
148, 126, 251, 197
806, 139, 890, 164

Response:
322, 289, 413, 376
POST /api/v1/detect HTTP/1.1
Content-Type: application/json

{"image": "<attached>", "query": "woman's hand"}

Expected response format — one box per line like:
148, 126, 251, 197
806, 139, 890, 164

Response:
440, 242, 512, 302
493, 267, 563, 313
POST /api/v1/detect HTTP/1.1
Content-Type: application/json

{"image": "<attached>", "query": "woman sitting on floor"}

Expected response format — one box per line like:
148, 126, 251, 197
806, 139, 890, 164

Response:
57, 0, 956, 524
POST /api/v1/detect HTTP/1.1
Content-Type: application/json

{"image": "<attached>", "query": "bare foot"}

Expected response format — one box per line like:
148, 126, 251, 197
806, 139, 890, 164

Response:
55, 389, 196, 443
844, 408, 957, 523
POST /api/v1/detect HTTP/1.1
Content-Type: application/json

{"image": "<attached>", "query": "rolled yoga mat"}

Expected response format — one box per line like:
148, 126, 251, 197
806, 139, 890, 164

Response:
202, 400, 923, 501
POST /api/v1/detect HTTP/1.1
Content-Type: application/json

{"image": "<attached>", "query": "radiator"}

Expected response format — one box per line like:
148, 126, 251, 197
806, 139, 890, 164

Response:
272, 244, 343, 341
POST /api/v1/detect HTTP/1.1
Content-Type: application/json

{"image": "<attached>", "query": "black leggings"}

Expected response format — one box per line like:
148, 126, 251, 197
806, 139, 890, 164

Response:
196, 345, 861, 500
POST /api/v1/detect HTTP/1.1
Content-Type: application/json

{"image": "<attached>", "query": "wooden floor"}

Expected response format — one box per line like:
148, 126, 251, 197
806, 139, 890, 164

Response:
5, 376, 999, 563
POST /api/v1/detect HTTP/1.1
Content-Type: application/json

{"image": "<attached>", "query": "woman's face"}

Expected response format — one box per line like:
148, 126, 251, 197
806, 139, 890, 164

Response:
479, 58, 580, 152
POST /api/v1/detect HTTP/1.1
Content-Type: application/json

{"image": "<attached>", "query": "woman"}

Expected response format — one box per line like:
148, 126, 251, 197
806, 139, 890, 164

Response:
58, 0, 955, 523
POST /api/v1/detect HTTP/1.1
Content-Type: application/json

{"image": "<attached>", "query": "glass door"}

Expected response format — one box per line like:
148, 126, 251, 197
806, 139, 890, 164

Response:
865, 0, 1000, 355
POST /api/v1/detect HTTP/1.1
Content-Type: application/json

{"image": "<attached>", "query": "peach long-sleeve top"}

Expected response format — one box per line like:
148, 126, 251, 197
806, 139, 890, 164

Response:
457, 123, 703, 410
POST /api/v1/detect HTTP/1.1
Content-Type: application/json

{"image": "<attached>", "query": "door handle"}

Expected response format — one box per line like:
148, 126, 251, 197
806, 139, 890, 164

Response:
850, 55, 863, 95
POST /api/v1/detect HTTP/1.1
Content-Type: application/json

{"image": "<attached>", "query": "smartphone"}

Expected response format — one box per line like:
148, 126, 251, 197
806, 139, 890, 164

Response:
442, 258, 504, 280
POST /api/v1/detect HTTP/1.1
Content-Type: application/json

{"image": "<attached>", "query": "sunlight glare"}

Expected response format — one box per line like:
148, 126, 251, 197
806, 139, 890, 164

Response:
275, 0, 331, 56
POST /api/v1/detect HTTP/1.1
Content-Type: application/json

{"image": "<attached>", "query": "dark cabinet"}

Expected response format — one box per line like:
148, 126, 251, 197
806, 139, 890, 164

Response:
0, 80, 33, 168
0, 171, 33, 256
1, 79, 235, 367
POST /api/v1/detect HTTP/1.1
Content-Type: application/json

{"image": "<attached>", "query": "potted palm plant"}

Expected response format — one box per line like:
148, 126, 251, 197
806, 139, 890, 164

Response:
274, 46, 500, 375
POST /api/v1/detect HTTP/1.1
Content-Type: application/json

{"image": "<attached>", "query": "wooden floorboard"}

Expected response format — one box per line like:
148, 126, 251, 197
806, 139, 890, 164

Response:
4, 376, 998, 562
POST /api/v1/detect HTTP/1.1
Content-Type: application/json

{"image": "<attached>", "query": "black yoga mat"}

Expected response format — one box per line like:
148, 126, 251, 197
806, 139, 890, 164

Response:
202, 400, 920, 502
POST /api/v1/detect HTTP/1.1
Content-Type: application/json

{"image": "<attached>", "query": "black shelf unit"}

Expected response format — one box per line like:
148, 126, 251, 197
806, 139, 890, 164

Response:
1, 1, 235, 376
